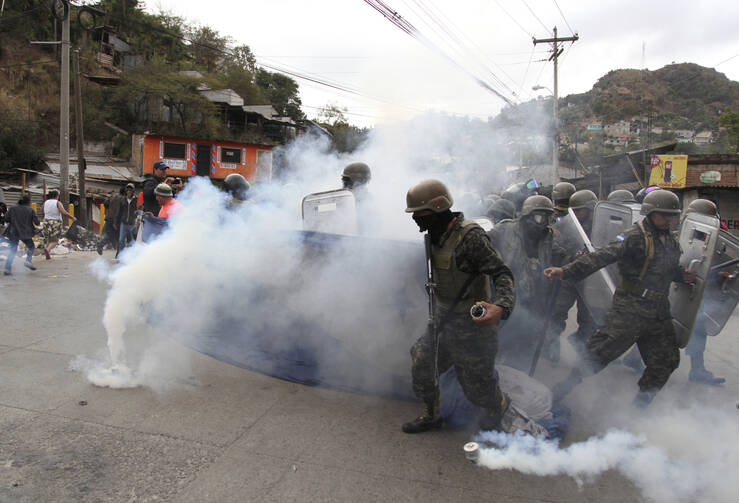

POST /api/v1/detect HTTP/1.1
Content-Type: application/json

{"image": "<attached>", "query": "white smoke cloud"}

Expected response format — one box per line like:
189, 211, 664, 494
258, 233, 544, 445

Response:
473, 400, 739, 503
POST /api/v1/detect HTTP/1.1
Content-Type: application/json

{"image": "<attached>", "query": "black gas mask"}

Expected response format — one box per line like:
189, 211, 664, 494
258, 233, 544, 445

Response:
413, 210, 454, 243
524, 211, 553, 237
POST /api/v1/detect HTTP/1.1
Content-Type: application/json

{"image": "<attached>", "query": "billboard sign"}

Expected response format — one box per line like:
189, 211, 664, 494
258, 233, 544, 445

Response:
648, 154, 688, 189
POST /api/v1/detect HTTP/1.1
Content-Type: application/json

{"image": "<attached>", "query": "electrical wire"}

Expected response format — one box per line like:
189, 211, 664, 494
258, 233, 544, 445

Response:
519, 0, 551, 35
551, 0, 574, 35
490, 0, 534, 39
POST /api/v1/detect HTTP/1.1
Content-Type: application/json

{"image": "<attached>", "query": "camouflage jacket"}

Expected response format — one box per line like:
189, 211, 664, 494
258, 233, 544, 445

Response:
489, 219, 564, 309
438, 213, 516, 319
562, 217, 684, 294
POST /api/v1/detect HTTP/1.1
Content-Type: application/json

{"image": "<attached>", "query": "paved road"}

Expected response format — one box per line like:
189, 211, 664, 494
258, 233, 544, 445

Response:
0, 251, 735, 502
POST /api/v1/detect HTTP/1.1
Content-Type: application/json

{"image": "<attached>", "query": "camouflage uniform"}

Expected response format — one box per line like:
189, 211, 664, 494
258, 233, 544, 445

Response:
561, 217, 684, 393
488, 219, 564, 370
547, 221, 597, 357
410, 213, 515, 411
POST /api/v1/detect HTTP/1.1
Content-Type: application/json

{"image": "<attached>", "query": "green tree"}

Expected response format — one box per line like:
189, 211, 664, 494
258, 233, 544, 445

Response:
314, 104, 369, 153
255, 69, 304, 122
719, 108, 739, 153
186, 25, 231, 73
0, 107, 45, 172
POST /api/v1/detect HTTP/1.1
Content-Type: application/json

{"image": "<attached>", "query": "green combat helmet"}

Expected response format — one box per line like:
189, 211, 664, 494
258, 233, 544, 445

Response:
607, 189, 637, 203
635, 185, 661, 204
405, 179, 453, 213
486, 198, 516, 221
685, 198, 717, 217
552, 182, 576, 207
520, 195, 554, 216
223, 173, 250, 201
569, 190, 598, 211
342, 162, 371, 189
640, 190, 681, 215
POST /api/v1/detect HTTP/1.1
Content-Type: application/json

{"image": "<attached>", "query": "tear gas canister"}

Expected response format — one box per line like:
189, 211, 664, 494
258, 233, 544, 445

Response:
463, 442, 480, 463
470, 304, 486, 319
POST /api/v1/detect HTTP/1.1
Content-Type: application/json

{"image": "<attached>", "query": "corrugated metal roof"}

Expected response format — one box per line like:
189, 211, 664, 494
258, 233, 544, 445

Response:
46, 163, 143, 182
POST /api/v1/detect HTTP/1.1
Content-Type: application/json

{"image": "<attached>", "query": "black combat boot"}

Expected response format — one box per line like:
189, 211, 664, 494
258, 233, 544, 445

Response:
402, 398, 442, 434
479, 392, 511, 432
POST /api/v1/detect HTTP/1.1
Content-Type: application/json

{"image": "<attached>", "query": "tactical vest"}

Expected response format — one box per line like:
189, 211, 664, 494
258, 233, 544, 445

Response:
432, 219, 492, 313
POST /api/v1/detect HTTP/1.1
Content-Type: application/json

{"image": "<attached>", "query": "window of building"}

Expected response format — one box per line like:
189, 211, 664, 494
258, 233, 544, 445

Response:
163, 142, 186, 159
221, 147, 242, 164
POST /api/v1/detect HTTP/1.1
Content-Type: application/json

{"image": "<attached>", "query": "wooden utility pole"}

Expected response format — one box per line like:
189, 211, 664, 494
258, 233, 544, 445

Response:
533, 27, 579, 182
73, 49, 87, 226
59, 7, 71, 208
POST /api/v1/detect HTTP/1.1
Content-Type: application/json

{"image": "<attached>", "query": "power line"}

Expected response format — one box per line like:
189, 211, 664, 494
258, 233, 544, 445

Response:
491, 0, 534, 39
363, 0, 517, 106
519, 0, 551, 35
551, 0, 574, 35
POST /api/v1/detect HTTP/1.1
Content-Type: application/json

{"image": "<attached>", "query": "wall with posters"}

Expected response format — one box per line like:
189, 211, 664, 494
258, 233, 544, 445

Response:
648, 154, 688, 188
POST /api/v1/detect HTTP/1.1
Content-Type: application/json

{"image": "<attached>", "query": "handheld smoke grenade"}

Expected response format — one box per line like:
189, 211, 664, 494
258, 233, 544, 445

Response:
463, 442, 480, 463
470, 304, 486, 320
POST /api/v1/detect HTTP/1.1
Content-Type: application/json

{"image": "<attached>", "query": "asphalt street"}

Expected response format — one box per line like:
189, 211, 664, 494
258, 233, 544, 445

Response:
0, 250, 736, 502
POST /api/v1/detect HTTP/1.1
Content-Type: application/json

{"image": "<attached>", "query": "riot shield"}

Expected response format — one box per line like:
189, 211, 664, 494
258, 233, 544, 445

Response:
624, 202, 643, 224
301, 189, 357, 235
702, 230, 739, 337
553, 210, 617, 326
471, 217, 494, 233
669, 213, 721, 347
591, 202, 633, 248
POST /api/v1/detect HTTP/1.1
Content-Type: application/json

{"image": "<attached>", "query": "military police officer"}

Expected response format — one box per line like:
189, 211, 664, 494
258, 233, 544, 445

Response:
403, 179, 515, 433
552, 182, 577, 218
546, 190, 599, 361
544, 190, 696, 407
489, 195, 564, 370
222, 173, 251, 209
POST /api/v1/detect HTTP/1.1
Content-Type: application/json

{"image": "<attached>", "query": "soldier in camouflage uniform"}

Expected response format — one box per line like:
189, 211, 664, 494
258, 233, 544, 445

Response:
402, 179, 515, 434
489, 195, 565, 371
545, 190, 599, 362
544, 190, 696, 407
551, 182, 576, 219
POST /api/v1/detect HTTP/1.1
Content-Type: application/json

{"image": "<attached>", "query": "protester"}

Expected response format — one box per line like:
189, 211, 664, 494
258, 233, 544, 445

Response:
97, 188, 123, 255
116, 184, 138, 258
42, 190, 76, 259
3, 195, 39, 275
140, 161, 169, 216
145, 184, 183, 218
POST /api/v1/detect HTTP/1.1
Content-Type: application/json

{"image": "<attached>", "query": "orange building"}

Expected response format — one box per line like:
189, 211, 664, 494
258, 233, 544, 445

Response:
138, 135, 273, 181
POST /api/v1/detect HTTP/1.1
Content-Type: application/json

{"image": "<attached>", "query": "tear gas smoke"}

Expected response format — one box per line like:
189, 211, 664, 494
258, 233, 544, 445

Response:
473, 401, 739, 503
77, 111, 540, 391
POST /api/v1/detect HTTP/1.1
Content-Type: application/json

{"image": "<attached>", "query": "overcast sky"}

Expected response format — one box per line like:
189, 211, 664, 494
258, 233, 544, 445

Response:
149, 0, 739, 128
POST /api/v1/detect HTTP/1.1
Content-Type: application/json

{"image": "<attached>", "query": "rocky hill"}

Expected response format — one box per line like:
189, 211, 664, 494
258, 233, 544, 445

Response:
560, 63, 739, 131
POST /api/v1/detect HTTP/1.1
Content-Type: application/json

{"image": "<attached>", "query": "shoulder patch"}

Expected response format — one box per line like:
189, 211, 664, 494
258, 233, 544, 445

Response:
616, 233, 625, 242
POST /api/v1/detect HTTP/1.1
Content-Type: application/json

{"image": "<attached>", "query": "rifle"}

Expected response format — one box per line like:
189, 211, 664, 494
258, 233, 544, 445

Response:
424, 234, 440, 387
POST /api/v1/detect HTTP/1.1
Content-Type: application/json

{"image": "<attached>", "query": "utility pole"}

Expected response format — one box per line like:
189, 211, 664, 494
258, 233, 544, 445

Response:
59, 7, 71, 208
533, 27, 579, 182
73, 49, 87, 226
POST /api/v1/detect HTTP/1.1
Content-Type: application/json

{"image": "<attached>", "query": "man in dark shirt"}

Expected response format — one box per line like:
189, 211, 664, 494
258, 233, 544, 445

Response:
140, 161, 169, 216
3, 195, 40, 275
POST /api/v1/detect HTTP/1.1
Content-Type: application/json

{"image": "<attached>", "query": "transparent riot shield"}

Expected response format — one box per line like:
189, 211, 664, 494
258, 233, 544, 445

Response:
472, 217, 494, 233
553, 209, 617, 326
591, 202, 633, 248
301, 189, 357, 235
702, 230, 739, 337
591, 201, 634, 284
669, 212, 721, 347
624, 202, 642, 224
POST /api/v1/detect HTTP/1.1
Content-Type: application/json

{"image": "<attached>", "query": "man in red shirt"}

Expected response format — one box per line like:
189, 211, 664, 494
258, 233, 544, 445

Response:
146, 184, 183, 218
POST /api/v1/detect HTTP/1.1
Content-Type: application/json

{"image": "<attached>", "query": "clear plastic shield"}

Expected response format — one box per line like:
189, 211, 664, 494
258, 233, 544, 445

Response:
301, 189, 357, 235
702, 230, 739, 337
472, 217, 494, 233
554, 210, 617, 326
669, 213, 721, 347
591, 202, 633, 248
624, 202, 643, 224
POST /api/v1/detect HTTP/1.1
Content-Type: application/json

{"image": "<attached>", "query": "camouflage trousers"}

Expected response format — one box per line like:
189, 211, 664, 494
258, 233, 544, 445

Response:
410, 313, 504, 411
547, 280, 597, 352
583, 290, 680, 392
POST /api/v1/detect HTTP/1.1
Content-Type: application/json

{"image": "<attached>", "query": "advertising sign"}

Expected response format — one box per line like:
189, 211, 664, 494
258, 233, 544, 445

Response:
648, 154, 688, 188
